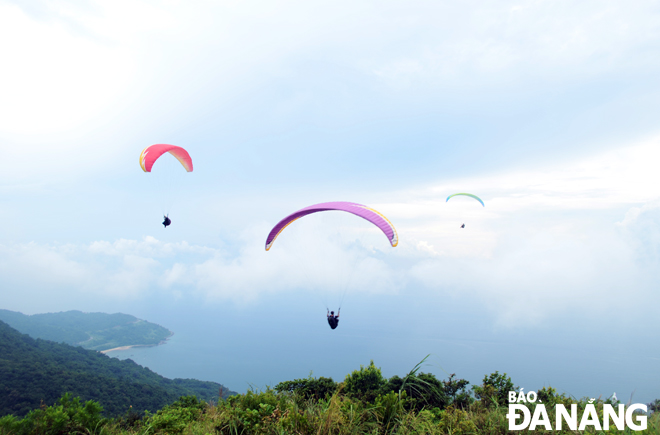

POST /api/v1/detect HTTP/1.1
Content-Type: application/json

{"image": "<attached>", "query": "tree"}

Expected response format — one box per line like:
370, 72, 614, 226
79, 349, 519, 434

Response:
343, 361, 386, 402
473, 371, 515, 407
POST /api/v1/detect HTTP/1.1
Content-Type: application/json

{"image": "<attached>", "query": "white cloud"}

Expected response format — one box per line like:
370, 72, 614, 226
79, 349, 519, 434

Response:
1, 138, 658, 327
374, 138, 660, 327
0, 221, 404, 310
382, 137, 660, 259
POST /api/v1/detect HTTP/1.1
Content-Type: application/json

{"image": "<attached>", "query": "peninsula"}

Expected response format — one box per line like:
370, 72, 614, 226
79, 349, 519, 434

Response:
0, 309, 172, 352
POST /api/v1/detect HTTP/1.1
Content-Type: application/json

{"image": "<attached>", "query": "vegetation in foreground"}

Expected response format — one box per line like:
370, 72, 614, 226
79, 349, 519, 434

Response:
1, 358, 658, 435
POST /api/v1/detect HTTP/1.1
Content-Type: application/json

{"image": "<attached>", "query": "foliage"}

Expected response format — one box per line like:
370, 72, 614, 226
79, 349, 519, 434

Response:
382, 372, 448, 412
214, 388, 293, 434
0, 393, 106, 435
438, 405, 478, 435
649, 399, 660, 413
143, 396, 206, 434
536, 386, 572, 407
274, 374, 337, 400
4, 371, 660, 435
3, 346, 659, 435
444, 373, 473, 409
343, 360, 387, 402
374, 390, 405, 432
472, 371, 515, 407
0, 320, 235, 418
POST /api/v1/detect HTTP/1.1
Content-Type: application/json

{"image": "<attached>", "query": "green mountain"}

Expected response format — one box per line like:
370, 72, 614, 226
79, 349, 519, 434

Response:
0, 320, 236, 418
0, 309, 171, 351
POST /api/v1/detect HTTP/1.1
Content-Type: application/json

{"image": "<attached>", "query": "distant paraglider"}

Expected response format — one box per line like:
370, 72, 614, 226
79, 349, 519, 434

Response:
140, 144, 193, 227
447, 193, 483, 229
446, 193, 484, 207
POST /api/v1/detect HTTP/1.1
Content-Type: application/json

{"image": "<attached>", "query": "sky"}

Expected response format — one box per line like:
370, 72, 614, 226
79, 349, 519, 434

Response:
1, 0, 660, 403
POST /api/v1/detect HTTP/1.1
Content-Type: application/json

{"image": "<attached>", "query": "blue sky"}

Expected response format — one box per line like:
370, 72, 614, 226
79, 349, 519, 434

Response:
1, 0, 660, 402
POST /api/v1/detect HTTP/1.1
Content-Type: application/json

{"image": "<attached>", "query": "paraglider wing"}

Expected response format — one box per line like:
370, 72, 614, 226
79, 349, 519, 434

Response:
446, 193, 484, 207
139, 144, 193, 172
265, 201, 398, 251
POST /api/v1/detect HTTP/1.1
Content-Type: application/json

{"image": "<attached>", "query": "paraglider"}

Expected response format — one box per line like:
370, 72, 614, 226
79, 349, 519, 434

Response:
265, 201, 398, 251
447, 193, 483, 228
265, 201, 398, 330
446, 193, 484, 206
140, 144, 193, 227
139, 144, 193, 173
327, 309, 340, 330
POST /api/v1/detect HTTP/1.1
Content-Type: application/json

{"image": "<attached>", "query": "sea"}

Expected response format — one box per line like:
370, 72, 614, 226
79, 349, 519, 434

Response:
103, 292, 659, 405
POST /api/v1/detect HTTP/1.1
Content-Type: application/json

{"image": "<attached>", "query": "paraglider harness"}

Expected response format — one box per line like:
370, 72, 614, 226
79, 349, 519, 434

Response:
327, 309, 340, 330
163, 215, 172, 228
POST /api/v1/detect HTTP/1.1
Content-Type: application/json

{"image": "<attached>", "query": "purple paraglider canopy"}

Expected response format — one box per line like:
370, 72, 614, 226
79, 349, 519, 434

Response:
265, 201, 398, 251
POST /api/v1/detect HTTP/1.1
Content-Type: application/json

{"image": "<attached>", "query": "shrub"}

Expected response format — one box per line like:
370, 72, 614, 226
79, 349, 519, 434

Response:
374, 390, 405, 432
383, 372, 451, 412
0, 393, 105, 435
343, 360, 386, 403
144, 395, 206, 434
438, 405, 478, 435
649, 399, 660, 413
536, 386, 572, 407
275, 375, 337, 400
444, 373, 473, 409
473, 371, 515, 407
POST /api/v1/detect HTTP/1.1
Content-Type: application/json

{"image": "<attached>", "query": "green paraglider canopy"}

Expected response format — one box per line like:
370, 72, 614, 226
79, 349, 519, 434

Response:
446, 193, 484, 207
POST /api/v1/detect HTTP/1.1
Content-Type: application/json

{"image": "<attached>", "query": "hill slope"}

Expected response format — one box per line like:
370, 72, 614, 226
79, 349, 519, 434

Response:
0, 309, 171, 351
0, 320, 235, 418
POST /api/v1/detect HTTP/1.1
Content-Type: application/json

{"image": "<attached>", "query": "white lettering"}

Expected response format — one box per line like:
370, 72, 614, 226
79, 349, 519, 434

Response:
526, 391, 537, 403
603, 404, 625, 430
555, 404, 578, 430
508, 391, 517, 403
529, 404, 551, 430
578, 404, 602, 431
517, 391, 527, 403
507, 404, 530, 430
626, 404, 648, 431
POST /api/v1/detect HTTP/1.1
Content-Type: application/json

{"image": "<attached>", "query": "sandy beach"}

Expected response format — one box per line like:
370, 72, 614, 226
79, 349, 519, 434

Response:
100, 345, 141, 354
99, 332, 173, 354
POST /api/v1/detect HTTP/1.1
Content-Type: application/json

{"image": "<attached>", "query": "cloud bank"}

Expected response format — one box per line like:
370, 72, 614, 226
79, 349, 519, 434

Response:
3, 140, 659, 330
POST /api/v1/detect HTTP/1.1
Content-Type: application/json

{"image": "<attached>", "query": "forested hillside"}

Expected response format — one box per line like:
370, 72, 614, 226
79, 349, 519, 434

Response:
0, 320, 235, 417
0, 309, 171, 351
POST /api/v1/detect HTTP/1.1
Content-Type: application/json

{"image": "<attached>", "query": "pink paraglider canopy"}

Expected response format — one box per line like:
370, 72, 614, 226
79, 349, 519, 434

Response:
265, 201, 398, 251
139, 144, 193, 172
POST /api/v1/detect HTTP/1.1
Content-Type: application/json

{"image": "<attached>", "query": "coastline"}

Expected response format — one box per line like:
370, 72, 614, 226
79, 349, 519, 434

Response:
99, 331, 174, 354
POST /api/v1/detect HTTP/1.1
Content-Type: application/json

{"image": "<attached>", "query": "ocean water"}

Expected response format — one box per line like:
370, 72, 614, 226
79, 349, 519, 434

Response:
104, 292, 659, 405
